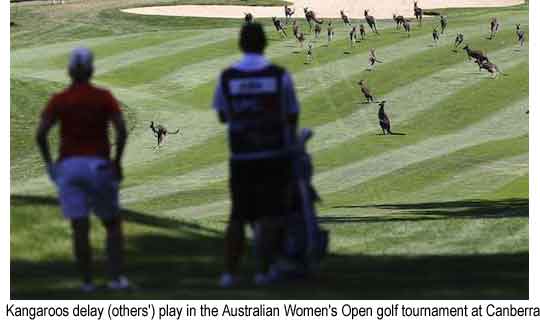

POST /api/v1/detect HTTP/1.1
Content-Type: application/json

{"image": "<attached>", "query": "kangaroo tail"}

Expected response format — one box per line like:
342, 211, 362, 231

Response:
170, 129, 181, 134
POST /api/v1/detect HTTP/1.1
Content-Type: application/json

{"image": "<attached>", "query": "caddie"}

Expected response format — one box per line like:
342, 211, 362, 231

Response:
212, 23, 301, 287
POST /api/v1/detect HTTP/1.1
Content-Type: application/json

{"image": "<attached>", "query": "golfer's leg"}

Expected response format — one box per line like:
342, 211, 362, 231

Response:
57, 160, 92, 284
103, 217, 124, 280
71, 219, 92, 284
92, 159, 124, 280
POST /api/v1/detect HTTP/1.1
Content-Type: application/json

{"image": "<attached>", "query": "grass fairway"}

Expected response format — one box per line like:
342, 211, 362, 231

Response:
10, 0, 528, 299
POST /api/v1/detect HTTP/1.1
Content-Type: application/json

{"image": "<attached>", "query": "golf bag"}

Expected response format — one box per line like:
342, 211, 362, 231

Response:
279, 129, 329, 277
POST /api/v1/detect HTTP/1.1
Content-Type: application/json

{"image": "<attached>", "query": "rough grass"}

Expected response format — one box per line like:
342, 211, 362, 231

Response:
10, 1, 528, 299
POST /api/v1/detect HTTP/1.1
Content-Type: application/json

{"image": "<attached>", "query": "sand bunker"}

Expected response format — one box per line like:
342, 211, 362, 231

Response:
122, 0, 524, 19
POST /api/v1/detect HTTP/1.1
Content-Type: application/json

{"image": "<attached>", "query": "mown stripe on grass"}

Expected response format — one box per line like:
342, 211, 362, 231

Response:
160, 99, 527, 219
314, 100, 527, 195
12, 28, 238, 83
313, 60, 528, 173
96, 37, 241, 87
321, 135, 528, 208
118, 46, 527, 197
407, 154, 528, 203
132, 20, 403, 97
310, 46, 528, 152
126, 134, 527, 214
12, 30, 197, 71
119, 21, 525, 182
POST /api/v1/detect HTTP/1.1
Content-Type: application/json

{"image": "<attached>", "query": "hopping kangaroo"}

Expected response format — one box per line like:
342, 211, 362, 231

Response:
463, 45, 489, 63
368, 48, 383, 70
272, 17, 287, 38
284, 5, 295, 24
364, 10, 379, 34
304, 7, 323, 32
358, 80, 375, 103
341, 10, 352, 26
476, 60, 505, 78
378, 101, 393, 135
516, 24, 526, 47
150, 121, 180, 148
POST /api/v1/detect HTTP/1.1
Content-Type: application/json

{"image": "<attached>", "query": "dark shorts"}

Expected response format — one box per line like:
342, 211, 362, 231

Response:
229, 157, 294, 223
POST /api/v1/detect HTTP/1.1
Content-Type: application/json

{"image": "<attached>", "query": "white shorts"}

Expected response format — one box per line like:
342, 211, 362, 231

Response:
54, 157, 119, 220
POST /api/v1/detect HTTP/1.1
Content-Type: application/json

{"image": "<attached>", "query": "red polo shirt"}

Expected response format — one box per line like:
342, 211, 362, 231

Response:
42, 83, 121, 160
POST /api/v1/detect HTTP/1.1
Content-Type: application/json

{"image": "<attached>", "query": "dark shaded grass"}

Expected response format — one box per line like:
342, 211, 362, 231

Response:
326, 198, 528, 223
11, 195, 527, 299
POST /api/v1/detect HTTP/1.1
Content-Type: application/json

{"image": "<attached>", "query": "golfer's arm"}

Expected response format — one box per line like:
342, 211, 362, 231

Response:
111, 112, 128, 164
36, 117, 55, 165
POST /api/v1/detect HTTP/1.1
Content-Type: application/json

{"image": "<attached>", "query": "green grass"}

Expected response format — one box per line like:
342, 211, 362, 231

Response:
10, 1, 528, 299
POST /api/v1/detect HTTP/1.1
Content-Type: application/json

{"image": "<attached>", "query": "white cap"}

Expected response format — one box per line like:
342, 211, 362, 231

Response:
68, 47, 93, 71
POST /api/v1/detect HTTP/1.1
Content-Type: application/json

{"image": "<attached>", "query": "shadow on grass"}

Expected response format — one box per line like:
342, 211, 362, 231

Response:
11, 195, 528, 299
329, 198, 528, 221
10, 194, 220, 236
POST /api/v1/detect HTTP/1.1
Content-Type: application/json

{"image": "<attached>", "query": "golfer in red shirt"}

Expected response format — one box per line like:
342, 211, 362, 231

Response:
36, 48, 129, 292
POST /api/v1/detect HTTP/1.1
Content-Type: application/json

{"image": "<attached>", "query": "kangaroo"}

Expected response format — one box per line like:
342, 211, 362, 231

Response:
341, 10, 352, 26
440, 16, 448, 34
463, 45, 489, 63
432, 28, 439, 44
393, 14, 406, 30
368, 48, 383, 70
403, 19, 411, 37
414, 1, 423, 25
359, 23, 366, 40
327, 22, 334, 43
284, 5, 295, 24
489, 17, 500, 40
378, 101, 393, 135
454, 33, 464, 48
306, 42, 314, 63
296, 32, 305, 48
292, 19, 299, 38
476, 59, 505, 78
364, 10, 379, 34
272, 17, 287, 38
314, 22, 322, 39
516, 24, 526, 47
150, 121, 180, 148
304, 7, 323, 32
244, 12, 253, 24
358, 80, 375, 103
349, 25, 357, 47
